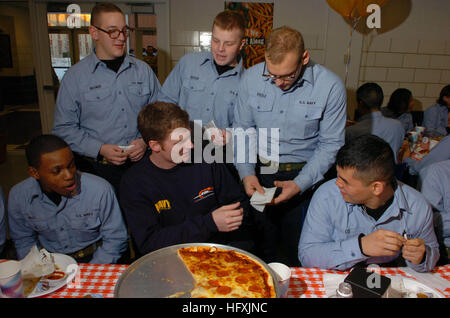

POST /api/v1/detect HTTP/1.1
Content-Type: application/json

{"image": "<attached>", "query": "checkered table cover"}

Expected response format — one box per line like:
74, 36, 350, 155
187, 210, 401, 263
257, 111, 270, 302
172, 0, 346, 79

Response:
287, 265, 450, 298
42, 263, 450, 298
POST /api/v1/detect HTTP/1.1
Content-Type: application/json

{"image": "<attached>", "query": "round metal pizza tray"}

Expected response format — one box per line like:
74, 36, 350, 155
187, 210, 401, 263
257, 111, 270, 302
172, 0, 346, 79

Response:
114, 243, 281, 298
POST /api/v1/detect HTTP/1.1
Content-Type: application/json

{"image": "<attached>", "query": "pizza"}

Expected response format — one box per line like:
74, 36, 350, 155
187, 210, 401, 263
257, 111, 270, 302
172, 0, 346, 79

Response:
176, 246, 276, 298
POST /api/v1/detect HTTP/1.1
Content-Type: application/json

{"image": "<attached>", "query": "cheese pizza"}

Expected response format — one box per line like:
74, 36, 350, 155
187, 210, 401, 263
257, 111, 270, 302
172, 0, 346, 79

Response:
177, 246, 276, 298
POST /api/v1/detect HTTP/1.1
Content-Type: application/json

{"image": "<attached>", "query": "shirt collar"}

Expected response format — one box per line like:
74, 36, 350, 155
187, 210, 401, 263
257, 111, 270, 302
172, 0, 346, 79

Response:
346, 181, 411, 219
201, 52, 243, 76
29, 172, 82, 205
89, 50, 135, 73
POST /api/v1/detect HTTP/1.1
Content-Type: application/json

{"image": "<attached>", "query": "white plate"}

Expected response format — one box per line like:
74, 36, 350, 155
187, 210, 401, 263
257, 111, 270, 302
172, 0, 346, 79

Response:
399, 277, 445, 298
27, 253, 79, 298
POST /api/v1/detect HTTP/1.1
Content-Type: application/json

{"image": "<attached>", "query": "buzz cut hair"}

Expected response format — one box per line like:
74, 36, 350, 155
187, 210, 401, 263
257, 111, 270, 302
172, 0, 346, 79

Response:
90, 2, 123, 27
25, 134, 70, 169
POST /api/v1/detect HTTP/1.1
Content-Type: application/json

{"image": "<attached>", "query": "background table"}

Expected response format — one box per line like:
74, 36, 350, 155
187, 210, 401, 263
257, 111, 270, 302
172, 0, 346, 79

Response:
43, 264, 450, 298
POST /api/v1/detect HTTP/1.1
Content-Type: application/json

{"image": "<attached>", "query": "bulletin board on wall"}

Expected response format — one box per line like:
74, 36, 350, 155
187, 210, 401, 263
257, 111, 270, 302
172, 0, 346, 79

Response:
225, 2, 273, 69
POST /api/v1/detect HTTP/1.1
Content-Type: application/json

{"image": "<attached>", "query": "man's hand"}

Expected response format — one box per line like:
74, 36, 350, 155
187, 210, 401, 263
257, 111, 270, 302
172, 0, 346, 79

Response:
126, 138, 148, 162
99, 144, 128, 165
210, 128, 231, 146
272, 180, 301, 204
360, 229, 406, 257
212, 202, 244, 232
242, 175, 264, 197
402, 238, 426, 264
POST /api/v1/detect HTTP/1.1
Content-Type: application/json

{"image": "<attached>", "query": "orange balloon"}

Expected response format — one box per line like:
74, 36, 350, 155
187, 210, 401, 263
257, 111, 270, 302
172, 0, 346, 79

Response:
356, 0, 390, 18
326, 0, 357, 19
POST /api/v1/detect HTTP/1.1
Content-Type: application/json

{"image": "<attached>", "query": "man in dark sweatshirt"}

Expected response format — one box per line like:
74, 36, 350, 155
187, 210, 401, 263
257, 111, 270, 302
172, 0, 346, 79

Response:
120, 102, 255, 258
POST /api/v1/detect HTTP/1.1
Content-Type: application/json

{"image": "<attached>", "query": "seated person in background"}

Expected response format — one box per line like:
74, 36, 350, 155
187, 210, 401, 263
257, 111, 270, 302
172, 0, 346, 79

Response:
381, 88, 414, 133
346, 83, 405, 162
8, 135, 128, 263
299, 134, 439, 272
423, 84, 450, 137
420, 160, 450, 264
0, 185, 5, 255
120, 102, 255, 256
401, 134, 450, 176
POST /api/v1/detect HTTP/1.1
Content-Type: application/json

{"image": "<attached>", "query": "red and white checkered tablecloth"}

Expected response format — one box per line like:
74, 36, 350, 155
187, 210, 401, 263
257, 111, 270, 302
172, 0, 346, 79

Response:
287, 265, 450, 298
42, 264, 450, 298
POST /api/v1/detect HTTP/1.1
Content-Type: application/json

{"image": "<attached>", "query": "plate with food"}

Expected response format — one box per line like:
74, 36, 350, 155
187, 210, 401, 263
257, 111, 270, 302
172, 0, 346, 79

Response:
387, 276, 445, 298
25, 253, 78, 298
114, 243, 279, 298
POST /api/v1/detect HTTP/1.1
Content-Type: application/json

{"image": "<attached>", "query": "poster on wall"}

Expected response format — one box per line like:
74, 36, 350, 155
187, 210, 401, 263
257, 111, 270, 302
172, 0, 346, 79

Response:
225, 2, 273, 68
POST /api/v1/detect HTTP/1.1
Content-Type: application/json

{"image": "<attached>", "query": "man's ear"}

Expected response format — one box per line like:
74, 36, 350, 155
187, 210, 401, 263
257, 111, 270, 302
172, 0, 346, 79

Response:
371, 181, 385, 196
302, 50, 310, 65
28, 166, 39, 180
89, 25, 99, 41
148, 140, 161, 153
239, 37, 246, 51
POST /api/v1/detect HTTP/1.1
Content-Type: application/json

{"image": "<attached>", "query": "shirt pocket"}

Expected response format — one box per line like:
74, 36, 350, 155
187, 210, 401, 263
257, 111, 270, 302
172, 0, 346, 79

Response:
248, 94, 275, 112
302, 106, 322, 138
70, 216, 101, 243
128, 83, 151, 108
28, 219, 59, 242
84, 87, 112, 104
181, 78, 207, 116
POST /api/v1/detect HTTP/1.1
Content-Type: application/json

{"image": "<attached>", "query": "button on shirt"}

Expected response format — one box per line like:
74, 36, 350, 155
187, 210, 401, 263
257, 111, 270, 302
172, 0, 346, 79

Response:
233, 61, 347, 192
52, 53, 161, 158
346, 111, 405, 162
420, 160, 450, 248
157, 52, 243, 129
0, 185, 5, 254
423, 103, 449, 137
8, 172, 128, 264
299, 179, 440, 272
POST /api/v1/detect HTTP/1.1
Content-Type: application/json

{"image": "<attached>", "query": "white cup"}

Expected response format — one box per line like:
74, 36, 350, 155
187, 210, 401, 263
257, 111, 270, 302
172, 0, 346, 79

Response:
268, 262, 291, 298
0, 260, 24, 298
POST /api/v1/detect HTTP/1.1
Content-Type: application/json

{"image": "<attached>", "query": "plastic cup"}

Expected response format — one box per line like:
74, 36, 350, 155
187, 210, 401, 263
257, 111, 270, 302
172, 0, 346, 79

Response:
0, 260, 24, 298
268, 262, 291, 298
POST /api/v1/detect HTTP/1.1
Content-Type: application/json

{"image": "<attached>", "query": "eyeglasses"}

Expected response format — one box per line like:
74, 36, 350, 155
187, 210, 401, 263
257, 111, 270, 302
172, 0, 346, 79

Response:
93, 26, 134, 39
262, 61, 302, 81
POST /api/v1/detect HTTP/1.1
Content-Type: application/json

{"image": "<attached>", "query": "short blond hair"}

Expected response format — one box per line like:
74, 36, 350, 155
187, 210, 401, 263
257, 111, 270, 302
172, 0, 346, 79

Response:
212, 10, 246, 38
265, 26, 304, 64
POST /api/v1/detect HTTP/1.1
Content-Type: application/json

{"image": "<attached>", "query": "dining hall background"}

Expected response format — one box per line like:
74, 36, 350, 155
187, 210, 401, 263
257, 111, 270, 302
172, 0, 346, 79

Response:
0, 0, 449, 259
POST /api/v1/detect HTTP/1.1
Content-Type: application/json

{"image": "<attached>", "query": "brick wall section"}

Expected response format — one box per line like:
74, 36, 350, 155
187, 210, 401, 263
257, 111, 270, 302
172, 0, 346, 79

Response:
169, 31, 326, 70
359, 37, 450, 111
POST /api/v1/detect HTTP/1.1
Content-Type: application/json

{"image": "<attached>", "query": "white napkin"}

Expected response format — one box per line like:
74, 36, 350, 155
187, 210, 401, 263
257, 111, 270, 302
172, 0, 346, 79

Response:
119, 145, 135, 151
250, 187, 277, 212
322, 273, 346, 297
204, 120, 217, 141
20, 245, 55, 278
400, 267, 450, 291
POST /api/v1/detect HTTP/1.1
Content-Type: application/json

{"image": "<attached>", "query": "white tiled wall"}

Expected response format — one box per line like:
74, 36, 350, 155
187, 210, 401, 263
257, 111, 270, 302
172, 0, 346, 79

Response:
359, 37, 450, 111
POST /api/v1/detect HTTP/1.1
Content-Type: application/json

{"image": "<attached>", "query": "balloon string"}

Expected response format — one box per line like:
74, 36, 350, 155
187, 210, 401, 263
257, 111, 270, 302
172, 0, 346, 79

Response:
344, 17, 360, 87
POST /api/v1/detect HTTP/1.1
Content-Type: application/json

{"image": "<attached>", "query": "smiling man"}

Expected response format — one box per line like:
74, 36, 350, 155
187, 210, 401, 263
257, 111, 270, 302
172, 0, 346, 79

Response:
7, 135, 128, 264
157, 10, 245, 131
119, 102, 255, 257
299, 135, 439, 272
232, 26, 347, 266
52, 3, 160, 195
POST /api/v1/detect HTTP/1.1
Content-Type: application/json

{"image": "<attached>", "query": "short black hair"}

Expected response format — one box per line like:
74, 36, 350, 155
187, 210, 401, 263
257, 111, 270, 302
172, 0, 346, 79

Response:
437, 84, 450, 106
26, 134, 70, 168
387, 88, 412, 117
356, 82, 384, 111
336, 134, 396, 186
